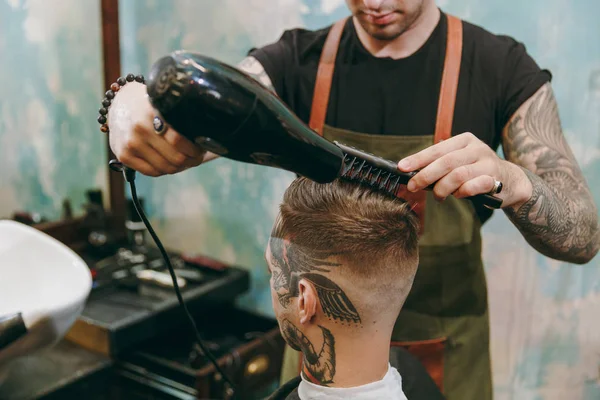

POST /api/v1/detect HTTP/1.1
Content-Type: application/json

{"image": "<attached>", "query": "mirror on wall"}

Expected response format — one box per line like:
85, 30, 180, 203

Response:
0, 0, 110, 228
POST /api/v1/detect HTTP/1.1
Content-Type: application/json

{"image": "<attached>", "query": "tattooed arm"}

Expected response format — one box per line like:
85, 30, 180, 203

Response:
237, 56, 276, 92
502, 82, 600, 264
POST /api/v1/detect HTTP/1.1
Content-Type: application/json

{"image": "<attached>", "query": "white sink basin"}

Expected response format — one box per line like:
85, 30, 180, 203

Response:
0, 220, 92, 384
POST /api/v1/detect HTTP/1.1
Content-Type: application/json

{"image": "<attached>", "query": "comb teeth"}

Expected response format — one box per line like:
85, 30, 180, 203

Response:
340, 154, 403, 197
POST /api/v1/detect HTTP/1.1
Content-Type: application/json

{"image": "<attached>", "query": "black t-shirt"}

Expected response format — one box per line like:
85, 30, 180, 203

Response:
249, 11, 551, 152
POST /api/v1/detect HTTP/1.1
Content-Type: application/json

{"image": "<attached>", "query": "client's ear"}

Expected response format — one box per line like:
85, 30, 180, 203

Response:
297, 279, 318, 325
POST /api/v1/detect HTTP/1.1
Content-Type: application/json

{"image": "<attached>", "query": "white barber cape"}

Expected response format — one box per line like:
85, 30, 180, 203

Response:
298, 364, 408, 400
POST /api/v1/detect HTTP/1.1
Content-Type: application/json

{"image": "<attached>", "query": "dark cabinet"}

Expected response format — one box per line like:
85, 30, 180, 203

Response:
114, 306, 286, 400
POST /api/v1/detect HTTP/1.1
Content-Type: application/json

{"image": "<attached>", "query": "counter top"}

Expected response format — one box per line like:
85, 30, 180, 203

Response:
68, 265, 250, 356
0, 340, 111, 400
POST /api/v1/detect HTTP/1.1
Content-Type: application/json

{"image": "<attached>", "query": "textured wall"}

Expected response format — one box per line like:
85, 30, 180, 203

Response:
0, 0, 107, 221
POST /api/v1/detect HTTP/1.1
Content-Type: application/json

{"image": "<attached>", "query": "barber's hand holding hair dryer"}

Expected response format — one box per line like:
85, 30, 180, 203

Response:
108, 81, 211, 178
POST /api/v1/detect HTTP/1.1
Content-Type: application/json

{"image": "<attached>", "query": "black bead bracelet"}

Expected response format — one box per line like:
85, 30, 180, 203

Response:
98, 73, 145, 134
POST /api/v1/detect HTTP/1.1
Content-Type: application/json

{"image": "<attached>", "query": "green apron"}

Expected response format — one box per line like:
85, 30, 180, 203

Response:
280, 15, 493, 400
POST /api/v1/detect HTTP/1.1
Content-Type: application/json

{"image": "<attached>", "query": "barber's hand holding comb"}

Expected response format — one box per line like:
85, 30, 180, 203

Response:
397, 132, 532, 208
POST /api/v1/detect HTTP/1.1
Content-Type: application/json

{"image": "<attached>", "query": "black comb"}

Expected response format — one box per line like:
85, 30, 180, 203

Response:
335, 142, 503, 210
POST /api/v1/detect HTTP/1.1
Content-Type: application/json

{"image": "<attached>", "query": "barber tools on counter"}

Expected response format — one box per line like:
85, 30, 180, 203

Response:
89, 197, 210, 294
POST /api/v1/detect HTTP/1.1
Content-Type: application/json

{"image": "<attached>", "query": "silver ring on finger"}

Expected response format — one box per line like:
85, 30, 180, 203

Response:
489, 180, 503, 195
153, 115, 167, 135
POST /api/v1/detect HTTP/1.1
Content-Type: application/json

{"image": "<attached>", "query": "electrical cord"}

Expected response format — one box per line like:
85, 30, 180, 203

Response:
109, 160, 239, 399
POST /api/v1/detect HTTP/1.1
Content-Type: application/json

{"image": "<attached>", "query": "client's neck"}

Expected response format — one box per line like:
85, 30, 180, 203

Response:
300, 324, 392, 388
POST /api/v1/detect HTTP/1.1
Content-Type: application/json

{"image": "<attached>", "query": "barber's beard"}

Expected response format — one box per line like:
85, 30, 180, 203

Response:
356, 3, 424, 41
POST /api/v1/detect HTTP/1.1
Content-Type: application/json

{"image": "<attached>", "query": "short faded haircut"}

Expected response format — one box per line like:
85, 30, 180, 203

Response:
270, 177, 420, 310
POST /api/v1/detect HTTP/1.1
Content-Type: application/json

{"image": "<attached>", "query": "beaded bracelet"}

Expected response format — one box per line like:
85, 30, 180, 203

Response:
97, 73, 145, 134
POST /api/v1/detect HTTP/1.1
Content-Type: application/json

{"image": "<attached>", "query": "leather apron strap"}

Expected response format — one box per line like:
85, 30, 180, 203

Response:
310, 14, 463, 142
309, 18, 346, 134
307, 15, 463, 234
434, 14, 462, 143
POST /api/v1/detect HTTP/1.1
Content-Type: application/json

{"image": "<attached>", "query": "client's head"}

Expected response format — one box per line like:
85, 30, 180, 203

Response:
266, 177, 419, 384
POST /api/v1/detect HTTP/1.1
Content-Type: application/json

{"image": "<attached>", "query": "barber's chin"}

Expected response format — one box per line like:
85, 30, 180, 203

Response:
369, 29, 403, 41
360, 20, 405, 41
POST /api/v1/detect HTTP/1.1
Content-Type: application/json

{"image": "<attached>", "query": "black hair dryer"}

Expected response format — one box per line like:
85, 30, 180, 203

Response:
147, 51, 343, 183
146, 51, 502, 209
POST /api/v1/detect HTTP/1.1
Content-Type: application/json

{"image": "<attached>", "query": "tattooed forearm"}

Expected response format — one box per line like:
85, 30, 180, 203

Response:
281, 319, 336, 385
502, 83, 600, 263
237, 56, 276, 92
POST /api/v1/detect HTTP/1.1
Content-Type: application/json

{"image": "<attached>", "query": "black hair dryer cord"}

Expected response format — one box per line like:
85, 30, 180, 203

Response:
108, 159, 239, 399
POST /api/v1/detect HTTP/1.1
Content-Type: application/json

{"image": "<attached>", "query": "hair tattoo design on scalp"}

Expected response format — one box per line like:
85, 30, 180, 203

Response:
269, 235, 362, 325
301, 273, 361, 324
269, 178, 421, 387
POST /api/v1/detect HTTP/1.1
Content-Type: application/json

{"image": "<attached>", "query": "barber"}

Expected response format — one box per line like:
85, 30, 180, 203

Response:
107, 1, 599, 398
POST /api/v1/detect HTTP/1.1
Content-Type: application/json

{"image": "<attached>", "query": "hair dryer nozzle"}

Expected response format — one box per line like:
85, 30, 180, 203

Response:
146, 54, 184, 114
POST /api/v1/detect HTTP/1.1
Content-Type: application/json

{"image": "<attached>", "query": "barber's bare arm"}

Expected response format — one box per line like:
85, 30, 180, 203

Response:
398, 82, 599, 264
501, 83, 599, 264
108, 56, 275, 176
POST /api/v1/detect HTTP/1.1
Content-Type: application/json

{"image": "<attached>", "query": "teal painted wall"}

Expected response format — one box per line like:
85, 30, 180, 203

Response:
0, 0, 107, 221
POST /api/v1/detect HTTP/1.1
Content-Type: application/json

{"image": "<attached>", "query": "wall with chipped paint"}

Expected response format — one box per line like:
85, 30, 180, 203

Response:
0, 0, 107, 222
